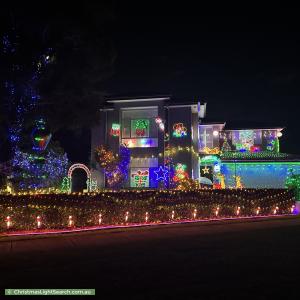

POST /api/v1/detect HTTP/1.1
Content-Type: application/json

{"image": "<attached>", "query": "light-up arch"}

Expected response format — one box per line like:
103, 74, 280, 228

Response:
68, 163, 92, 192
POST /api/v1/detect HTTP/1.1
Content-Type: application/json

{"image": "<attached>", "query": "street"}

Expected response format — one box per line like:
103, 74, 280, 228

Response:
1, 216, 300, 299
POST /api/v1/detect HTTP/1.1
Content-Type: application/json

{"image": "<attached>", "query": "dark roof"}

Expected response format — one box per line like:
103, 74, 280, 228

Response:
103, 95, 200, 108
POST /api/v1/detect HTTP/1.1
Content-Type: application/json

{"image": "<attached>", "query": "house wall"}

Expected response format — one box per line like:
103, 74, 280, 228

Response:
221, 162, 300, 188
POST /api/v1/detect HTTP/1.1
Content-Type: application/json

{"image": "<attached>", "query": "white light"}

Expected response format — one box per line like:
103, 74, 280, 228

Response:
277, 132, 283, 137
37, 216, 41, 228
155, 117, 162, 124
193, 209, 197, 219
214, 164, 221, 173
213, 130, 219, 137
171, 210, 175, 220
6, 216, 11, 229
145, 212, 149, 222
159, 123, 165, 131
68, 215, 74, 227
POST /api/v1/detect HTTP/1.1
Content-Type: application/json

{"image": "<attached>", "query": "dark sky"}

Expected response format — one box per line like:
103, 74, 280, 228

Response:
104, 6, 300, 156
2, 3, 300, 163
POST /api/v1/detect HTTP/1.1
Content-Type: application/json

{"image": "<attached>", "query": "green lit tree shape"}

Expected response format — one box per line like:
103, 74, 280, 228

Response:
61, 177, 70, 193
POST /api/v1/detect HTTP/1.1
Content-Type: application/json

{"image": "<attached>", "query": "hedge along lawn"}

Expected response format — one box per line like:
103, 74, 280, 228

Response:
0, 189, 296, 233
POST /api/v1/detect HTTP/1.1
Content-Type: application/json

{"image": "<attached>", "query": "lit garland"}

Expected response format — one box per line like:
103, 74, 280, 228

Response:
0, 189, 295, 232
202, 147, 221, 155
220, 151, 289, 160
164, 146, 198, 157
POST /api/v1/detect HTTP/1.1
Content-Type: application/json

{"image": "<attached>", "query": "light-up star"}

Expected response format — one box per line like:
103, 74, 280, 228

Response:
154, 166, 168, 181
202, 166, 210, 174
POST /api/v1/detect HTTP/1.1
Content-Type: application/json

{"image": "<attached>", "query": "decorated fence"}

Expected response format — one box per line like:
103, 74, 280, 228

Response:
0, 189, 296, 233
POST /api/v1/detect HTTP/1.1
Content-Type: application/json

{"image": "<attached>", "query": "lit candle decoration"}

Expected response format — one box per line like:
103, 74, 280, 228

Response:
125, 211, 129, 222
236, 206, 240, 216
215, 206, 220, 217
171, 210, 175, 220
273, 206, 279, 215
256, 207, 261, 215
37, 215, 41, 228
193, 209, 197, 219
68, 215, 74, 227
145, 212, 149, 222
98, 213, 102, 225
6, 216, 11, 229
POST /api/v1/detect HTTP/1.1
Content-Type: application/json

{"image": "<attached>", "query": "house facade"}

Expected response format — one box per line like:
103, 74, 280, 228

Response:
91, 96, 300, 189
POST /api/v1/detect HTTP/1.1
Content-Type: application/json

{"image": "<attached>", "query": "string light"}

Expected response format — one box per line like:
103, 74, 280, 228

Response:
0, 189, 295, 233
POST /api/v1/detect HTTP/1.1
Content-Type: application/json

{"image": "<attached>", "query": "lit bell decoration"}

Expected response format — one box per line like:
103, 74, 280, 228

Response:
31, 119, 52, 151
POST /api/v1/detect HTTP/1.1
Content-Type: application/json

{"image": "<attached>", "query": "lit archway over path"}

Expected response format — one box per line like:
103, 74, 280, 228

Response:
68, 163, 92, 193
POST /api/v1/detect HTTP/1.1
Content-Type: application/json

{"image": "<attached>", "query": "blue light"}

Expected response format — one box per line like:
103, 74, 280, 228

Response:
154, 166, 168, 181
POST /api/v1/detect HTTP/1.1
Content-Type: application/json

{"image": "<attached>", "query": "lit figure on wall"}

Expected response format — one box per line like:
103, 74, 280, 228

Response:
154, 166, 168, 181
234, 175, 243, 189
173, 163, 188, 182
134, 119, 149, 137
110, 123, 120, 137
215, 174, 226, 189
131, 169, 149, 187
173, 123, 187, 137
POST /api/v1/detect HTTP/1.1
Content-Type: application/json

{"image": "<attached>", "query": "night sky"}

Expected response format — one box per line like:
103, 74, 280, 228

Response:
3, 3, 300, 163
105, 8, 300, 156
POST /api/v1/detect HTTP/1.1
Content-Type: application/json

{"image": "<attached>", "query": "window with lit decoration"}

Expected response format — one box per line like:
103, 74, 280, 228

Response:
131, 119, 150, 137
121, 108, 158, 148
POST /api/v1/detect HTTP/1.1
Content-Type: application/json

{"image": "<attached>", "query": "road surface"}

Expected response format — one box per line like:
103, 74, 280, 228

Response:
1, 216, 300, 299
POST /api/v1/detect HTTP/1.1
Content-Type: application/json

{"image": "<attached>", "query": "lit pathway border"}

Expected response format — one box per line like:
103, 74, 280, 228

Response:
0, 214, 297, 238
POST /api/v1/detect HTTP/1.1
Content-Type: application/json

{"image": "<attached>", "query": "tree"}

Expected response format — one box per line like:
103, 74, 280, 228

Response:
1, 3, 115, 156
